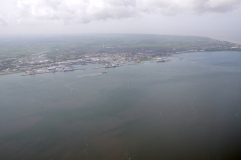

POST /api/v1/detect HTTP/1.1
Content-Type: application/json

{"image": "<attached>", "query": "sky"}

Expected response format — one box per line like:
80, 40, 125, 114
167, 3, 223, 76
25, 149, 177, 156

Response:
0, 0, 241, 43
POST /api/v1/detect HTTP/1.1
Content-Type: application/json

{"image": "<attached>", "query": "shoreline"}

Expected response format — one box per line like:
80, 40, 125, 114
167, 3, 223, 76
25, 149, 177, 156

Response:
0, 71, 23, 76
1, 51, 241, 77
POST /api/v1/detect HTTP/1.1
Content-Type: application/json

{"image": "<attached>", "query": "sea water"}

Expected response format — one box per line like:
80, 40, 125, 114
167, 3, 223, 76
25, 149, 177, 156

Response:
0, 51, 241, 160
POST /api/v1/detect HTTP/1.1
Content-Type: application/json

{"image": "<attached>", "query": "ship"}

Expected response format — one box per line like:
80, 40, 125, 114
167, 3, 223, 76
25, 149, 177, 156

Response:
48, 66, 56, 70
63, 68, 75, 72
157, 59, 166, 63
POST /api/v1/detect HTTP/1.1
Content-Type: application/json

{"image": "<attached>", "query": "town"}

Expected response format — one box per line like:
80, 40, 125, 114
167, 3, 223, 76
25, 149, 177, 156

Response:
1, 35, 241, 76
0, 51, 172, 76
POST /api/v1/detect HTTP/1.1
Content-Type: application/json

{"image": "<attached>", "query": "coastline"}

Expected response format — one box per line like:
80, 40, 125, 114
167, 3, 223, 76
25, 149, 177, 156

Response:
0, 71, 23, 76
1, 51, 241, 77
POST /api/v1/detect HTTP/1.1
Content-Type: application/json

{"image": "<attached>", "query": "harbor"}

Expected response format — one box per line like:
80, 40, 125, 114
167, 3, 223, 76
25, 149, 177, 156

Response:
15, 52, 172, 76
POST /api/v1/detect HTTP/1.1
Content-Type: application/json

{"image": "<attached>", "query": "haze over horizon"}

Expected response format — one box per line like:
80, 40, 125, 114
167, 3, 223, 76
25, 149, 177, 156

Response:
0, 0, 241, 43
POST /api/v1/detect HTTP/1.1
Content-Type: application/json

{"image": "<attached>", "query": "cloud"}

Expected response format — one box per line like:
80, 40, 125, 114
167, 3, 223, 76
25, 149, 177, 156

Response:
0, 15, 8, 26
15, 0, 241, 24
138, 0, 241, 15
16, 0, 138, 24
194, 0, 241, 13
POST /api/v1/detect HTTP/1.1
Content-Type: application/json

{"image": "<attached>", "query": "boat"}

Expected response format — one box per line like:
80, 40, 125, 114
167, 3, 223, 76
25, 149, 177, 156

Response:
48, 67, 56, 70
63, 68, 74, 72
157, 59, 166, 63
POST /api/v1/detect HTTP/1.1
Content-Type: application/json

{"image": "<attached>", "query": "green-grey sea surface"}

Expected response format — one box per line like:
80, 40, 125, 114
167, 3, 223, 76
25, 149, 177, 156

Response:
1, 51, 241, 160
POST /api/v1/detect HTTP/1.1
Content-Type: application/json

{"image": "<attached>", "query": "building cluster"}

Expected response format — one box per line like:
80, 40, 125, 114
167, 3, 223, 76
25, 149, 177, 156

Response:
0, 51, 171, 75
16, 52, 53, 65
1, 40, 241, 76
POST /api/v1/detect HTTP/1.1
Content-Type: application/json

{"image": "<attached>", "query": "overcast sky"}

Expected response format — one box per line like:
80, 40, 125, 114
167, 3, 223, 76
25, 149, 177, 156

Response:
0, 0, 241, 43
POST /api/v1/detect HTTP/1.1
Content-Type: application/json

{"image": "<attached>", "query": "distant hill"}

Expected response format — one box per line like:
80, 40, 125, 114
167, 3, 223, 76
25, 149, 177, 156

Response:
0, 34, 240, 60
